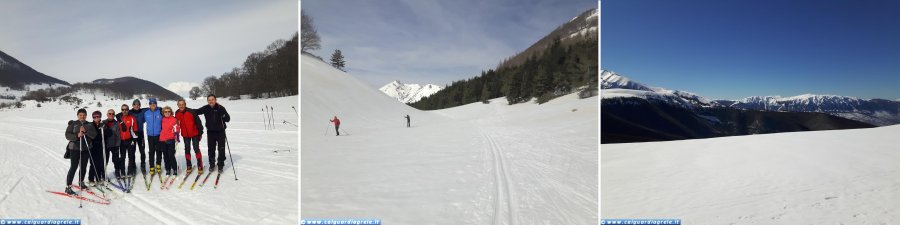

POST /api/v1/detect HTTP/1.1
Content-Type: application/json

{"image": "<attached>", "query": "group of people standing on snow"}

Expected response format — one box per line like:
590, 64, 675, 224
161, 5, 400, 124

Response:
63, 95, 231, 195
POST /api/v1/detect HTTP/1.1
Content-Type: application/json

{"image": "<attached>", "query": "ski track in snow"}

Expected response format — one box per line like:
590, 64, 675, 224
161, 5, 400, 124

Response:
483, 131, 516, 225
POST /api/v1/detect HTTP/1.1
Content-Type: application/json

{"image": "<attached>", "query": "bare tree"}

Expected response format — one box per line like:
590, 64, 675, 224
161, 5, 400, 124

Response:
189, 86, 202, 100
301, 10, 321, 52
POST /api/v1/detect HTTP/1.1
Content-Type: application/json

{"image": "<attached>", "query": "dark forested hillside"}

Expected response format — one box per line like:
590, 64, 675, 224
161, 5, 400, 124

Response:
410, 34, 597, 110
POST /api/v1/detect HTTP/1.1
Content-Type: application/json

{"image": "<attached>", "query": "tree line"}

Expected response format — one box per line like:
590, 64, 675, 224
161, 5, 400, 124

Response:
410, 33, 598, 110
193, 33, 299, 100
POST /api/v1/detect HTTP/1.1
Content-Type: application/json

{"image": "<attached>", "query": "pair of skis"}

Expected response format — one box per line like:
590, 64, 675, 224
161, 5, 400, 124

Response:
46, 185, 111, 205
190, 168, 223, 190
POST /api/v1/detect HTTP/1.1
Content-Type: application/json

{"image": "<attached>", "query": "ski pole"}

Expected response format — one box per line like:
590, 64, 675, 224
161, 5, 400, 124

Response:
292, 106, 298, 116
83, 134, 102, 192
262, 108, 267, 130
269, 106, 275, 130
100, 126, 107, 185
324, 122, 330, 136
221, 119, 238, 180
78, 135, 83, 208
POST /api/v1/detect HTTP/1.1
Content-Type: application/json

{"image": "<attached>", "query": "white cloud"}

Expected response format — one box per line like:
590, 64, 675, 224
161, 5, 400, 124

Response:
167, 81, 199, 97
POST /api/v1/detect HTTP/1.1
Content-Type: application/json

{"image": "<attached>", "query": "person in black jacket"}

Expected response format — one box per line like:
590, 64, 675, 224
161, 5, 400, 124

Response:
87, 111, 107, 185
64, 108, 97, 195
195, 94, 231, 173
103, 109, 122, 179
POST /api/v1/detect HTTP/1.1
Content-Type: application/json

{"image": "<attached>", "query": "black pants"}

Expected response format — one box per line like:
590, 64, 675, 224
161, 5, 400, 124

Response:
122, 139, 137, 176
66, 149, 89, 187
108, 145, 122, 178
207, 131, 227, 170
87, 145, 105, 182
148, 135, 161, 168
134, 131, 146, 170
335, 124, 340, 136
184, 136, 202, 169
407, 120, 410, 127
162, 140, 177, 175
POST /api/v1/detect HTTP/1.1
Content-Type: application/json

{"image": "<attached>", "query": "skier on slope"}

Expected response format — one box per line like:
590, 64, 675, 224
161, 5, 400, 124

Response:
330, 116, 341, 136
64, 109, 97, 195
195, 94, 231, 173
87, 111, 107, 185
176, 99, 205, 174
159, 106, 180, 177
405, 114, 410, 128
102, 109, 121, 181
141, 98, 164, 177
118, 105, 139, 179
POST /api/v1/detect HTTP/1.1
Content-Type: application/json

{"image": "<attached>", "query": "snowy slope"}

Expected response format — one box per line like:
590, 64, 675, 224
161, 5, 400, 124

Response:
602, 125, 900, 224
0, 96, 298, 224
301, 54, 598, 224
378, 80, 443, 104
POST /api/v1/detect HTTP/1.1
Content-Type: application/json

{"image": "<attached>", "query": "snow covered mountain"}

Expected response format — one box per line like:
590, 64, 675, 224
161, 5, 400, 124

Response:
601, 70, 875, 143
378, 80, 443, 104
717, 95, 900, 126
0, 50, 70, 89
0, 50, 71, 102
499, 8, 597, 68
601, 70, 721, 108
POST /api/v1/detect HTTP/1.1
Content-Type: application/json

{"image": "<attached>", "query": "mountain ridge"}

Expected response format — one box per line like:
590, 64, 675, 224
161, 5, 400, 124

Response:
379, 80, 443, 104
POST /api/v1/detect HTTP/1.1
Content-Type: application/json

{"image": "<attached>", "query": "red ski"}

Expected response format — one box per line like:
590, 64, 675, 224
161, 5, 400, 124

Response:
46, 191, 110, 205
71, 185, 110, 202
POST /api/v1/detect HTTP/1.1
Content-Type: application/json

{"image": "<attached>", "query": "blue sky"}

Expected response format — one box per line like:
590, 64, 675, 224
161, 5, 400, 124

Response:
602, 0, 900, 100
0, 1, 297, 97
302, 0, 598, 88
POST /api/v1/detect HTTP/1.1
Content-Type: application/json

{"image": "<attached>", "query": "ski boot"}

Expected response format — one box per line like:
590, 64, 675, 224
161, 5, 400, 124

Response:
65, 186, 77, 195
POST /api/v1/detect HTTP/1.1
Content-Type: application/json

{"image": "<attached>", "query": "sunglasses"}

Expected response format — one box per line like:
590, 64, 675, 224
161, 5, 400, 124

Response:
93, 116, 101, 118
107, 113, 114, 115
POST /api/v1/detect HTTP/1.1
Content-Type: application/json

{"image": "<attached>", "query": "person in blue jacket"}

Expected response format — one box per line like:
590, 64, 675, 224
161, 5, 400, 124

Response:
142, 98, 164, 175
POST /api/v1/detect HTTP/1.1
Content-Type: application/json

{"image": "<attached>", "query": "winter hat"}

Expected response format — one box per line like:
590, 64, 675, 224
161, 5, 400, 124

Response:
92, 111, 102, 118
148, 98, 158, 105
133, 99, 141, 105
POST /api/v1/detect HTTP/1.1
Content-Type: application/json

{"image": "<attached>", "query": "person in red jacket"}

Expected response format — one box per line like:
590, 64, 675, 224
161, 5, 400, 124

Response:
176, 100, 205, 174
159, 106, 180, 176
118, 104, 139, 179
330, 116, 341, 136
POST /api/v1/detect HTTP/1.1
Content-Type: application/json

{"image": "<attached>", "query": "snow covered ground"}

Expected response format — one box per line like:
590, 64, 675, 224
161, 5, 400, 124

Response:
0, 95, 298, 224
602, 125, 900, 224
301, 54, 598, 224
